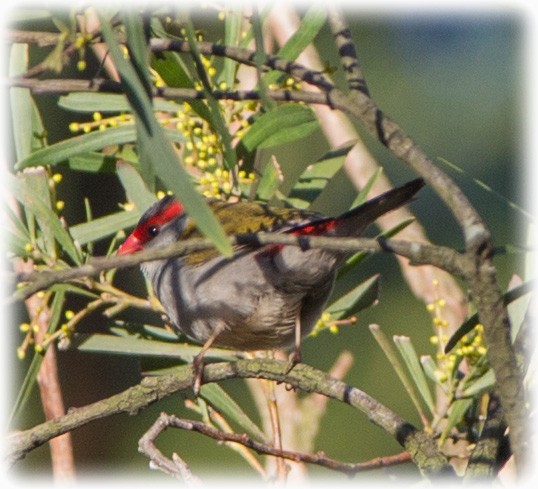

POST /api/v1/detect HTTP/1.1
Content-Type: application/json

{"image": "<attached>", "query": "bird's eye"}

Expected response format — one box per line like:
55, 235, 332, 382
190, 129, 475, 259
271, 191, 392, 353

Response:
147, 226, 160, 237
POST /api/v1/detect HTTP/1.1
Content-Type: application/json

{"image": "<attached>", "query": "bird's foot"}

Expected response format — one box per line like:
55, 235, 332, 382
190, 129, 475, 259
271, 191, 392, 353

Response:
285, 348, 302, 374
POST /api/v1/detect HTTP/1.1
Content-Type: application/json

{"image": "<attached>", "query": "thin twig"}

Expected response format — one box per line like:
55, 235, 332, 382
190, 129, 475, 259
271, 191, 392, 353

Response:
5, 76, 338, 109
138, 413, 202, 484
12, 234, 464, 302
139, 412, 412, 476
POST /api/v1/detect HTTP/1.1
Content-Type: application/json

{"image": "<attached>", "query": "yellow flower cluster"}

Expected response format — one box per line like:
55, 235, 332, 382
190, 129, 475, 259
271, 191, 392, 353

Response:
69, 111, 134, 134
68, 22, 262, 202
426, 278, 488, 385
198, 169, 255, 198
311, 311, 339, 337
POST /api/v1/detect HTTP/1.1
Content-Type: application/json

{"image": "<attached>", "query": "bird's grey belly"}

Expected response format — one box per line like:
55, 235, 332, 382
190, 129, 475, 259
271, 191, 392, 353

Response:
144, 249, 337, 351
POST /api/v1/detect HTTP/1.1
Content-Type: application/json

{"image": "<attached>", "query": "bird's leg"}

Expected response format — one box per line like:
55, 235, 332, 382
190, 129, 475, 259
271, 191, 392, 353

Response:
192, 324, 225, 396
285, 315, 302, 373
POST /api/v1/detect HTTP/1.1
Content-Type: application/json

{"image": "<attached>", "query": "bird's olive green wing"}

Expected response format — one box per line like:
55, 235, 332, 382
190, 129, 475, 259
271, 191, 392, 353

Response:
181, 200, 321, 266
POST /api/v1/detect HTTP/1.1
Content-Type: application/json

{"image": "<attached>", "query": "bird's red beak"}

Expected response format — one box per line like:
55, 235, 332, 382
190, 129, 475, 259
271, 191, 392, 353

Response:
118, 233, 143, 255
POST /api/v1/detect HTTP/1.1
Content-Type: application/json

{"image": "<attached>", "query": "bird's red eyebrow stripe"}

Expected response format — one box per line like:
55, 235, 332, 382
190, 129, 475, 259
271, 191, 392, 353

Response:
134, 200, 183, 238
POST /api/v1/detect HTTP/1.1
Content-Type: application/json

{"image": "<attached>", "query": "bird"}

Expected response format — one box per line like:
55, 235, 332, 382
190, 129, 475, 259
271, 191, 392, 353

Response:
118, 178, 424, 391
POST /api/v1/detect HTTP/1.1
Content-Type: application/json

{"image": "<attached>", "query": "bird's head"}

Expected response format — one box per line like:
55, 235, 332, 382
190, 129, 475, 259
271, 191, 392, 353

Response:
118, 196, 185, 255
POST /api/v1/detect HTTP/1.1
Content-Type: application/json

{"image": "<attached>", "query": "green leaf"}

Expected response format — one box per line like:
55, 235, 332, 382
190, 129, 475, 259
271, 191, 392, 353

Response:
393, 335, 435, 414
440, 398, 474, 443
116, 161, 157, 211
200, 384, 267, 443
277, 8, 326, 60
98, 12, 232, 257
22, 169, 55, 256
4, 194, 32, 246
240, 104, 318, 152
264, 8, 327, 87
255, 156, 283, 201
151, 50, 213, 123
327, 274, 379, 319
459, 369, 495, 398
59, 92, 183, 113
286, 142, 355, 209
16, 171, 82, 264
69, 209, 140, 246
69, 333, 235, 361
220, 9, 242, 88
122, 12, 153, 101
183, 18, 238, 170
350, 168, 383, 207
15, 125, 138, 170
63, 152, 122, 173
9, 43, 33, 161
420, 355, 439, 383
438, 157, 533, 220
370, 325, 431, 424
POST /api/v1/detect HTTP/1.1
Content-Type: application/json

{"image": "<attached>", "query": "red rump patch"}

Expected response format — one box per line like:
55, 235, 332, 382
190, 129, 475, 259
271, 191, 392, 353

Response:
259, 218, 337, 258
289, 219, 337, 236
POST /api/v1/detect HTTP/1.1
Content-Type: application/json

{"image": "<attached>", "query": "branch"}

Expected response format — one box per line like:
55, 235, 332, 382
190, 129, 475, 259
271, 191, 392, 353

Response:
139, 412, 412, 477
464, 393, 507, 480
328, 9, 370, 96
5, 76, 339, 111
325, 12, 528, 472
12, 233, 464, 302
6, 358, 453, 477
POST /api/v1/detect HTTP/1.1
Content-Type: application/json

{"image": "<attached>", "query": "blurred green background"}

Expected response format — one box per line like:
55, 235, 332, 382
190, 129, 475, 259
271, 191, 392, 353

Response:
9, 8, 526, 482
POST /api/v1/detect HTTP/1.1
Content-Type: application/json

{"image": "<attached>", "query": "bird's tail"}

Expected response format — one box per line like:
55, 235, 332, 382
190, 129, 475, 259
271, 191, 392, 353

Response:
288, 178, 425, 238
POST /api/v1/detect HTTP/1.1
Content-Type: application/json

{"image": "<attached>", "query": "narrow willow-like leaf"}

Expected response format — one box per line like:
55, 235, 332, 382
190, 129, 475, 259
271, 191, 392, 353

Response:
255, 156, 283, 202
220, 8, 242, 89
184, 18, 238, 170
264, 8, 327, 87
350, 168, 384, 207
459, 369, 495, 398
440, 398, 473, 443
122, 12, 153, 101
286, 142, 355, 209
69, 209, 140, 246
99, 12, 232, 257
200, 384, 267, 443
17, 172, 82, 264
50, 283, 99, 299
150, 48, 213, 123
393, 335, 435, 415
22, 169, 56, 257
15, 125, 138, 170
370, 325, 431, 426
69, 333, 235, 361
438, 157, 533, 220
420, 355, 439, 384
9, 43, 33, 161
327, 274, 379, 319
59, 92, 182, 113
4, 196, 31, 246
240, 104, 318, 152
116, 161, 156, 211
63, 152, 122, 173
